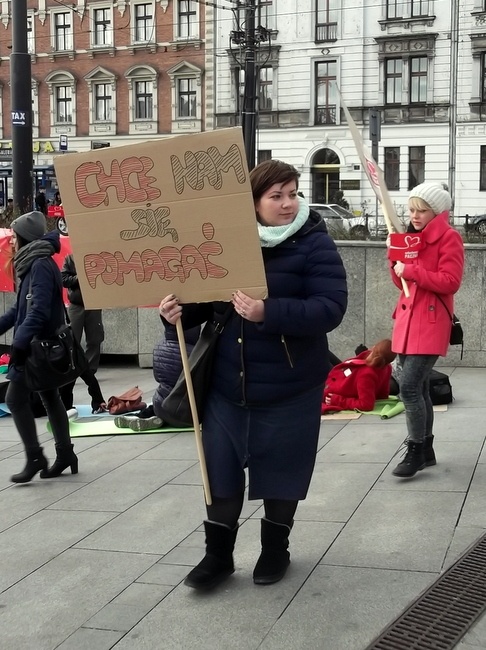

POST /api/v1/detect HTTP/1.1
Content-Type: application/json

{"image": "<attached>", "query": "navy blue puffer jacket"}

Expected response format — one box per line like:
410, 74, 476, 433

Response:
0, 232, 65, 382
181, 212, 348, 406
151, 322, 200, 415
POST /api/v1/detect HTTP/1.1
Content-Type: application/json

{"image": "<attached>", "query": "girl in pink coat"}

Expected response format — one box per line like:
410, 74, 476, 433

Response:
388, 182, 464, 478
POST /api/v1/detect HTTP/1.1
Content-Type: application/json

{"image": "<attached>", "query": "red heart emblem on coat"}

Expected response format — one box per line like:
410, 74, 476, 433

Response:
404, 235, 421, 248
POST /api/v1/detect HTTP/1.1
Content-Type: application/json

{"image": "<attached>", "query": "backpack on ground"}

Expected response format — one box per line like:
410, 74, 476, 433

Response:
429, 369, 453, 405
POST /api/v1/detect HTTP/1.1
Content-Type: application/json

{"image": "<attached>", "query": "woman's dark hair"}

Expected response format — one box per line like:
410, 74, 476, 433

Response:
366, 339, 396, 368
15, 233, 29, 250
249, 160, 300, 202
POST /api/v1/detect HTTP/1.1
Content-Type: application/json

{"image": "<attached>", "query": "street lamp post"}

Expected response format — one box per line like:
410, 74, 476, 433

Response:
11, 0, 33, 213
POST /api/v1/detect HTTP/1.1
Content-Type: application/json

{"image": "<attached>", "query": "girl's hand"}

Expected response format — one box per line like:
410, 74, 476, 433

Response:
325, 394, 333, 405
393, 261, 405, 278
159, 295, 182, 324
232, 290, 265, 322
386, 235, 391, 249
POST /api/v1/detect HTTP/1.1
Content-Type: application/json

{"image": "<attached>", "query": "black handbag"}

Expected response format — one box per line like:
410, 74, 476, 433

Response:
158, 305, 234, 428
436, 294, 463, 357
23, 278, 89, 392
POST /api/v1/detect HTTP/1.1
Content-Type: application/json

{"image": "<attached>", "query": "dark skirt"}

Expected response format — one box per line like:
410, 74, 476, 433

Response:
202, 384, 323, 501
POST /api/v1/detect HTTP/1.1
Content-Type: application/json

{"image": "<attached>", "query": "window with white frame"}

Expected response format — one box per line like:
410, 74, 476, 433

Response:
53, 11, 73, 51
133, 3, 154, 43
135, 81, 153, 119
27, 15, 35, 54
92, 6, 113, 47
177, 1, 198, 39
178, 79, 197, 118
84, 67, 117, 135
315, 60, 337, 124
167, 61, 203, 131
410, 56, 428, 103
125, 66, 158, 133
385, 59, 402, 105
385, 0, 430, 20
45, 71, 76, 134
235, 66, 274, 114
94, 83, 112, 121
315, 0, 338, 42
55, 86, 73, 122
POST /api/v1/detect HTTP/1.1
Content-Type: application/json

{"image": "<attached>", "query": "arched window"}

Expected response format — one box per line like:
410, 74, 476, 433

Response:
84, 66, 117, 136
45, 71, 77, 137
125, 65, 158, 135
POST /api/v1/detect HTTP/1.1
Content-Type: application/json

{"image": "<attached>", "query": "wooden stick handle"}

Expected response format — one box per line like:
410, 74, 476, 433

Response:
175, 318, 212, 505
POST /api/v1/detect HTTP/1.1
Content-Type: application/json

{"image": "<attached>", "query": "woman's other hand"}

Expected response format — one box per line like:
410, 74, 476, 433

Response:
232, 290, 265, 322
159, 295, 182, 324
393, 261, 405, 278
386, 235, 391, 248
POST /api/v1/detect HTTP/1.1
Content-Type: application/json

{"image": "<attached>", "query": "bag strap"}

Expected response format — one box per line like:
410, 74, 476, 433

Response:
26, 275, 71, 324
435, 293, 453, 321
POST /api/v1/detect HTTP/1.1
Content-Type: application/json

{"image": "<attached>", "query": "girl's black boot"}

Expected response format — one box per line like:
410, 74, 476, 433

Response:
392, 441, 426, 478
11, 448, 48, 483
40, 444, 78, 478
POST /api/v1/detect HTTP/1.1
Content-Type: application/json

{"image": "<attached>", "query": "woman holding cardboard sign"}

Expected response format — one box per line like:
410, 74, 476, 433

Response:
388, 183, 464, 478
161, 159, 347, 590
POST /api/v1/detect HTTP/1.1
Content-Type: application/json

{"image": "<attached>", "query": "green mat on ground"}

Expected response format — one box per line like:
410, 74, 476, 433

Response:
47, 416, 194, 437
326, 396, 406, 420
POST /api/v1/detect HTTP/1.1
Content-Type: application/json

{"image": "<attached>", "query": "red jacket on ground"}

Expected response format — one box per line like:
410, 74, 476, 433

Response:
322, 350, 392, 413
389, 212, 464, 357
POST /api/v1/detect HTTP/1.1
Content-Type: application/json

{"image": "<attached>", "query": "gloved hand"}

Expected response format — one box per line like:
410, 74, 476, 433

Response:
10, 345, 28, 368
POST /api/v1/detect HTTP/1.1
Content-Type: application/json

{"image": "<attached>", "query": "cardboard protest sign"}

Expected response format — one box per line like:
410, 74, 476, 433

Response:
53, 128, 267, 309
388, 233, 422, 262
338, 90, 404, 235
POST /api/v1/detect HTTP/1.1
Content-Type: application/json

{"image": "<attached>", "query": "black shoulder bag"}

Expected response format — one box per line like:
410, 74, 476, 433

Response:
158, 304, 234, 428
436, 294, 464, 359
23, 278, 89, 392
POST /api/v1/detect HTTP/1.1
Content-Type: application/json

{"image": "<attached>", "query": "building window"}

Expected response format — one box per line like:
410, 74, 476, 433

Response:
55, 86, 73, 123
409, 146, 425, 190
315, 0, 338, 42
178, 1, 197, 38
410, 57, 427, 103
27, 15, 34, 54
386, 0, 402, 19
178, 79, 197, 118
480, 146, 486, 191
412, 0, 429, 17
134, 3, 154, 42
135, 81, 153, 119
315, 61, 337, 125
258, 150, 272, 164
259, 67, 273, 111
384, 147, 400, 191
385, 59, 403, 105
54, 12, 73, 51
93, 7, 112, 46
481, 54, 486, 103
94, 83, 112, 121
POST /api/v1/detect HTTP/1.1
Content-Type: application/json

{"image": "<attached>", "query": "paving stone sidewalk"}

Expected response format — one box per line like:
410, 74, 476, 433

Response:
0, 363, 485, 650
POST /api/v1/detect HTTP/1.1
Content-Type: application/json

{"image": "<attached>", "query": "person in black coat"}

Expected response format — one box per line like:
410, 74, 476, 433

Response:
161, 159, 348, 590
0, 211, 77, 483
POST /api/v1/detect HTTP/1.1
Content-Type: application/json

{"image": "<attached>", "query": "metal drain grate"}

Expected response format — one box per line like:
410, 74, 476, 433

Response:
364, 531, 486, 650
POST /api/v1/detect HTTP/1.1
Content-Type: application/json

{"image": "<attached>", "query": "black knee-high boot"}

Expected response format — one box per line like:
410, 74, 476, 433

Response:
253, 518, 293, 585
184, 520, 238, 590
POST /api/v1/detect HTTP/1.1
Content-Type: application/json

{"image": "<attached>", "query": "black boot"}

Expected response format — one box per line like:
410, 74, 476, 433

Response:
40, 444, 78, 478
184, 520, 238, 590
253, 518, 293, 585
10, 448, 48, 483
392, 441, 426, 477
424, 435, 436, 466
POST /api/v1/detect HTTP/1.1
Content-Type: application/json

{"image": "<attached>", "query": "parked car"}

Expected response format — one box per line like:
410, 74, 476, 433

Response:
463, 214, 486, 235
47, 204, 68, 235
309, 203, 389, 239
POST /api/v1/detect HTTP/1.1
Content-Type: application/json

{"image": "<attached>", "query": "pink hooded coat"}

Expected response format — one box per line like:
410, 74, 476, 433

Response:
389, 212, 464, 356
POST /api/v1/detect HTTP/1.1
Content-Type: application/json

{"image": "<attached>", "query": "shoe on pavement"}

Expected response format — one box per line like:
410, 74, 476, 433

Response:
129, 416, 164, 432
